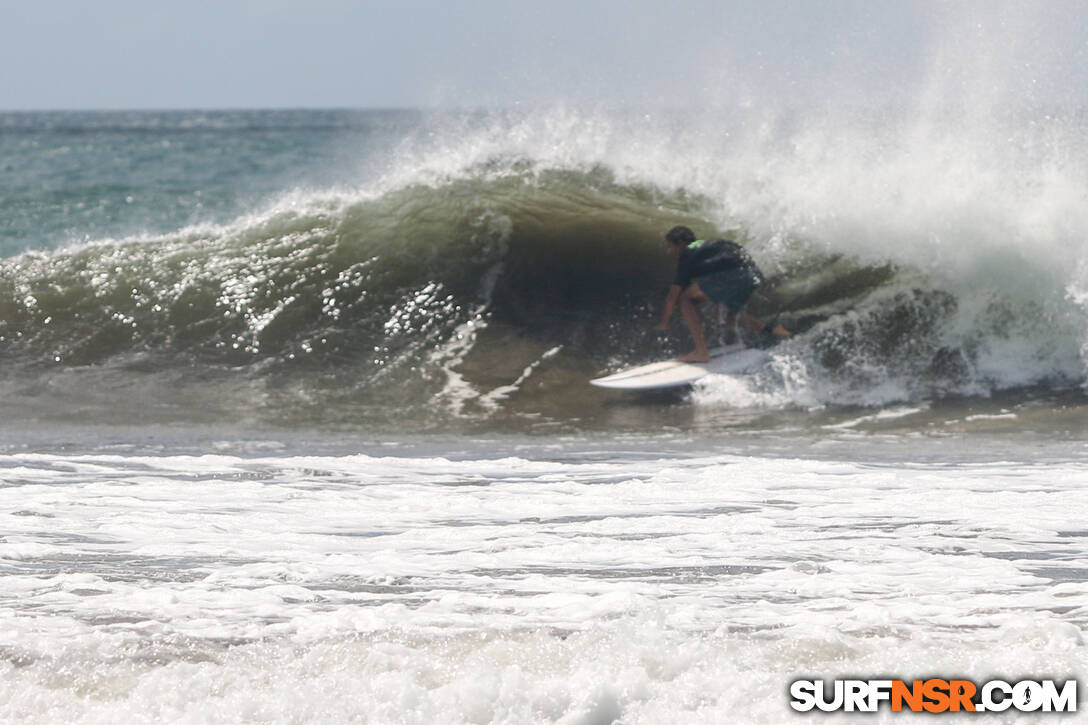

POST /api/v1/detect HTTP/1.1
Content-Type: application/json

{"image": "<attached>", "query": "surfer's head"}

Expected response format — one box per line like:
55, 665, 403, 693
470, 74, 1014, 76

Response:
665, 225, 695, 259
665, 225, 695, 247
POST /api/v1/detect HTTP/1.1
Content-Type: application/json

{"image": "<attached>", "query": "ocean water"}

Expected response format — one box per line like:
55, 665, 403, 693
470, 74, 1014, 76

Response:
2, 84, 1088, 722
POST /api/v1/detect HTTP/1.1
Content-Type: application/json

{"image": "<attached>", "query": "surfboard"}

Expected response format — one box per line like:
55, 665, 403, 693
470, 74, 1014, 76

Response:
590, 344, 765, 390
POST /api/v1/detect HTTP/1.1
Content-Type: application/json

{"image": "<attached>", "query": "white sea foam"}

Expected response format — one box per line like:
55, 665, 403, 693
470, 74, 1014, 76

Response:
1, 443, 1085, 723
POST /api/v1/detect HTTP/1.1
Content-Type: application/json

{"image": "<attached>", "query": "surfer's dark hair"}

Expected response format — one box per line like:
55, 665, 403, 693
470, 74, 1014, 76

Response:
665, 225, 696, 247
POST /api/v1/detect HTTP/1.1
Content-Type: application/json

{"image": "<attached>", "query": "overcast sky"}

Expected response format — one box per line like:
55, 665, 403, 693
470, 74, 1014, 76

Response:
2, 1, 1086, 110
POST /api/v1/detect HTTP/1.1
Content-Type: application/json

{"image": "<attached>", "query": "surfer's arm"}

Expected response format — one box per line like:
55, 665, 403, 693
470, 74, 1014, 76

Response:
655, 285, 683, 330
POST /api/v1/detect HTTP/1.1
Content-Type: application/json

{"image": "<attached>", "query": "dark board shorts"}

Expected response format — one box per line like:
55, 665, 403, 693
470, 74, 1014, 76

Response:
695, 266, 762, 313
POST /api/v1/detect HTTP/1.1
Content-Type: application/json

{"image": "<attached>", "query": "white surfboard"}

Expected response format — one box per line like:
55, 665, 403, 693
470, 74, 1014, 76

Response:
590, 344, 766, 391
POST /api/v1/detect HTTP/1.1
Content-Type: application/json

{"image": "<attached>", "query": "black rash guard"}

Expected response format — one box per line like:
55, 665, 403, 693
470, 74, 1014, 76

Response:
672, 239, 758, 288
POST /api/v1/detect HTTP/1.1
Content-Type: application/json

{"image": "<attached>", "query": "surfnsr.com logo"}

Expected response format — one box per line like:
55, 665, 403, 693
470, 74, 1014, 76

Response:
789, 678, 1077, 713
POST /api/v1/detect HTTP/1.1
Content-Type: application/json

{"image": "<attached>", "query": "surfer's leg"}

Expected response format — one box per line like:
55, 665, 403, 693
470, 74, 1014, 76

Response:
737, 311, 790, 339
735, 311, 766, 333
677, 283, 711, 363
708, 266, 790, 340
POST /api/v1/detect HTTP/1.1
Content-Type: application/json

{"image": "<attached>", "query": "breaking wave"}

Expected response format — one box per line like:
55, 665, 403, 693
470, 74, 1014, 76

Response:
2, 101, 1087, 430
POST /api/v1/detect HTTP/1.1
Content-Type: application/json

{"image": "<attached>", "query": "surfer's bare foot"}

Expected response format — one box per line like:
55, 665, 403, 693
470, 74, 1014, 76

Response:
676, 350, 710, 363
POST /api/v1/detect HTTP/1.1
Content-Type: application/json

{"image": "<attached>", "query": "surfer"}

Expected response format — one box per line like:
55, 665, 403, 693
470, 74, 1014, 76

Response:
655, 225, 789, 363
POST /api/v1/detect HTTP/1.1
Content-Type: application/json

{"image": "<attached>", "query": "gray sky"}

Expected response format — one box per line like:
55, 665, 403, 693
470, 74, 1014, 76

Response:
2, 1, 1086, 110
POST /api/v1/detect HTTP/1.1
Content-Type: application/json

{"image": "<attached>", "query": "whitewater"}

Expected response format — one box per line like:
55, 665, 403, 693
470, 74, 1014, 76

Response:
1, 430, 1086, 724
3, 10, 1088, 721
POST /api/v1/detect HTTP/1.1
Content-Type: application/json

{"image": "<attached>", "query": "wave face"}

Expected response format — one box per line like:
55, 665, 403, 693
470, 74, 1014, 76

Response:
4, 96, 1088, 430
0, 162, 718, 427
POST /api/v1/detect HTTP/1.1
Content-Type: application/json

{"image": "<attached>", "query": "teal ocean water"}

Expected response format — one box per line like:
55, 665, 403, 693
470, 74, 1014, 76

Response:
0, 110, 419, 256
